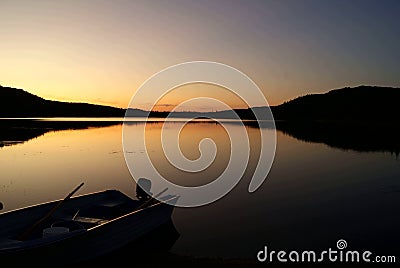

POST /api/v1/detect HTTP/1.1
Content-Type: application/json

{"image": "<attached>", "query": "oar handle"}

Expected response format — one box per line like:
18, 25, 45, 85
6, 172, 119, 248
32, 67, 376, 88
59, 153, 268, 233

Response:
66, 182, 85, 200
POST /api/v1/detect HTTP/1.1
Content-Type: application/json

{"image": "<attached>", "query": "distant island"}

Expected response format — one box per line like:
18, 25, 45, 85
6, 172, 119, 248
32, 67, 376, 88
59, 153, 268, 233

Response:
0, 85, 399, 122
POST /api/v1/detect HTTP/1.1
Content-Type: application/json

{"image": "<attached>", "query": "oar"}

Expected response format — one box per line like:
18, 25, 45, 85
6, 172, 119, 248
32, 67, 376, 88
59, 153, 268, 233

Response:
135, 187, 168, 211
17, 182, 84, 241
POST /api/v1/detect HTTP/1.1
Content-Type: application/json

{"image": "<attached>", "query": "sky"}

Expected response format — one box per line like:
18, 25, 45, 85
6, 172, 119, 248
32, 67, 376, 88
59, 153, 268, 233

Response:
1, 0, 399, 111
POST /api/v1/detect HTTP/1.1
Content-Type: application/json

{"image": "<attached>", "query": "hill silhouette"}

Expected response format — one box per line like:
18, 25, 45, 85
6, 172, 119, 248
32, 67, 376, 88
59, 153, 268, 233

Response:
0, 86, 125, 117
272, 85, 400, 122
1, 85, 399, 121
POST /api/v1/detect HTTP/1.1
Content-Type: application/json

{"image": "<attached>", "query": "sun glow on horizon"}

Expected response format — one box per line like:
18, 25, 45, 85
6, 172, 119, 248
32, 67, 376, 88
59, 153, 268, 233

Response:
141, 83, 249, 112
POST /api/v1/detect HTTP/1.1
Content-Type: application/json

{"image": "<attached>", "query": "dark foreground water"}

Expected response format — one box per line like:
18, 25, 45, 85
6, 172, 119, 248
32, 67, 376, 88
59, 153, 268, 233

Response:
0, 119, 399, 263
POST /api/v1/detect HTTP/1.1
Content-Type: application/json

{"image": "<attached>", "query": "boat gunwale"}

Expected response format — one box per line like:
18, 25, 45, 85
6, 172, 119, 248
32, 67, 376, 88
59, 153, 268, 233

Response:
0, 189, 120, 218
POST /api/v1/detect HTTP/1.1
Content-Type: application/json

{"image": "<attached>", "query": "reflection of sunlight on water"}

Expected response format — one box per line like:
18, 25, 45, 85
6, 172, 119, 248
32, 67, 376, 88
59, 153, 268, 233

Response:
145, 122, 233, 187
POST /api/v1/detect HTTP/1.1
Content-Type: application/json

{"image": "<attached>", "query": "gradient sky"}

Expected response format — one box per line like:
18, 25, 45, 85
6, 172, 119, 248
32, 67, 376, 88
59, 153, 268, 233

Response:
1, 0, 399, 111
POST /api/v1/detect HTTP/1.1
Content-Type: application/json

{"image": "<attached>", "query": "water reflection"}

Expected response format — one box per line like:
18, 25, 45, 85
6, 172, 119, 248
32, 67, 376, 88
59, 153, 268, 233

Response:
274, 121, 400, 157
2, 119, 399, 157
144, 121, 233, 187
0, 123, 134, 212
0, 119, 121, 147
0, 120, 399, 260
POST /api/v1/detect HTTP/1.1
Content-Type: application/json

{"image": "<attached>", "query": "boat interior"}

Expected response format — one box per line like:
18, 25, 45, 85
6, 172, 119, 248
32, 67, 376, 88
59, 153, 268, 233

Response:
0, 190, 147, 243
55, 190, 143, 229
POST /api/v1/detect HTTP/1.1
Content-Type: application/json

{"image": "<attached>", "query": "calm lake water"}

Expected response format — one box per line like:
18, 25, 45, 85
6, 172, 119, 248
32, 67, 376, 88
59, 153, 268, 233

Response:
0, 119, 399, 259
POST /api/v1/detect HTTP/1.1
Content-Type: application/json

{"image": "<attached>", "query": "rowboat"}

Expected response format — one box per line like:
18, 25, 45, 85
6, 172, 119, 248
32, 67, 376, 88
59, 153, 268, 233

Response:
0, 183, 178, 266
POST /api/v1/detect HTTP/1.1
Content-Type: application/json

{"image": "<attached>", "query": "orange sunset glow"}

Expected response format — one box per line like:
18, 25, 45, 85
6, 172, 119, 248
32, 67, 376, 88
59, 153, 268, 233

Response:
1, 1, 399, 111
